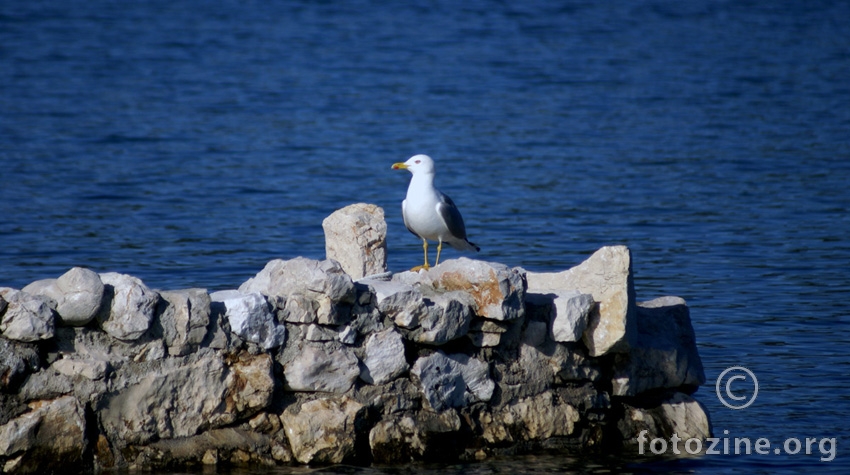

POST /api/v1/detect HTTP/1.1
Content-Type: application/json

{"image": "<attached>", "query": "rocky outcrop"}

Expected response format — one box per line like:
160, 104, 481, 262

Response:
0, 205, 710, 473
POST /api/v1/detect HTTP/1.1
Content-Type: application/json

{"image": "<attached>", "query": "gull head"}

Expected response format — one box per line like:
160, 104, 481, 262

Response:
391, 154, 435, 175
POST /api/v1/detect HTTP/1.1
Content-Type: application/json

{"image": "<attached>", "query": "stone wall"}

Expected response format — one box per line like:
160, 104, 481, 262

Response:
0, 204, 710, 473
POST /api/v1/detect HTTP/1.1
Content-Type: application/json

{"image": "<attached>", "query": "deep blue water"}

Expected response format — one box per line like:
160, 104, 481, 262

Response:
1, 1, 849, 473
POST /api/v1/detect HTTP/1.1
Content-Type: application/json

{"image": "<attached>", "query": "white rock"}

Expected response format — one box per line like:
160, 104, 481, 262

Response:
0, 288, 55, 342
363, 279, 428, 329
97, 273, 159, 341
158, 289, 210, 356
305, 323, 337, 342
360, 328, 408, 385
419, 258, 526, 321
526, 290, 594, 343
99, 351, 274, 445
618, 392, 711, 450
239, 257, 355, 304
24, 268, 104, 326
282, 396, 365, 464
283, 343, 359, 393
0, 396, 86, 470
415, 291, 475, 345
52, 357, 109, 380
611, 296, 705, 396
210, 290, 286, 350
322, 203, 388, 280
526, 245, 637, 356
411, 350, 494, 411
479, 391, 580, 444
281, 293, 317, 323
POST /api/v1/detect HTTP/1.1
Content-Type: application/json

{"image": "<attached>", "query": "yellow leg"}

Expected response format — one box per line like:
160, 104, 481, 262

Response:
411, 239, 430, 271
435, 241, 443, 266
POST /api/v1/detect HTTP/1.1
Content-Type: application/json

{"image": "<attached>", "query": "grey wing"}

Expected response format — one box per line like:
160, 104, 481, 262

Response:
436, 192, 468, 240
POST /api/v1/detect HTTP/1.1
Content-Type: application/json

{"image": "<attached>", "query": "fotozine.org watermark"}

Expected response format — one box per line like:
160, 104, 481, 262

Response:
637, 430, 837, 462
635, 366, 837, 462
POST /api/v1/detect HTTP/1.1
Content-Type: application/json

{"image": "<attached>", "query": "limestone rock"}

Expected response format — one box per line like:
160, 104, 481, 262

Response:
129, 427, 284, 469
0, 338, 40, 391
420, 258, 526, 321
158, 289, 210, 356
467, 318, 516, 348
611, 296, 706, 396
0, 288, 55, 342
525, 245, 637, 356
283, 342, 359, 393
281, 293, 317, 323
239, 257, 356, 305
364, 279, 428, 329
52, 357, 109, 381
282, 396, 365, 464
304, 323, 338, 342
526, 290, 594, 343
369, 409, 463, 463
414, 291, 474, 345
492, 343, 555, 403
210, 290, 285, 350
412, 351, 494, 411
617, 392, 711, 450
0, 396, 87, 473
98, 350, 273, 446
24, 268, 104, 326
322, 203, 388, 279
479, 391, 580, 444
97, 273, 159, 341
360, 328, 409, 385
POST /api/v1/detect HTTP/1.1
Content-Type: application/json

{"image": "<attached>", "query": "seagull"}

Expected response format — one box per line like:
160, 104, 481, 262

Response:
391, 154, 479, 271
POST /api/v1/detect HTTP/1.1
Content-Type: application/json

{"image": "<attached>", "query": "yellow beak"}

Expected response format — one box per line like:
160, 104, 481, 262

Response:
391, 162, 408, 170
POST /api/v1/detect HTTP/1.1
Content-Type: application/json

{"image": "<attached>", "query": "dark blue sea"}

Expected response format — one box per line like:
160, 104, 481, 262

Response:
1, 1, 848, 473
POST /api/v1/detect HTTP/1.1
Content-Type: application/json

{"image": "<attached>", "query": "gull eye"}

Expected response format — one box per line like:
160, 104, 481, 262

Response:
415, 160, 421, 164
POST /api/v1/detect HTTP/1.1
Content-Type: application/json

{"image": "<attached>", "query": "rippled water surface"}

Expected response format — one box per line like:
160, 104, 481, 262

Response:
1, 1, 849, 473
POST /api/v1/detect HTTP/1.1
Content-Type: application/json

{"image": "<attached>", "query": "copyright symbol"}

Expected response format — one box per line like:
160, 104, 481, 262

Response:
716, 366, 758, 410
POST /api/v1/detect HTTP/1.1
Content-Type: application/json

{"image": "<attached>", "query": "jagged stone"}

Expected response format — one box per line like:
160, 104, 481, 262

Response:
322, 203, 388, 279
360, 328, 408, 385
418, 258, 526, 321
210, 290, 286, 350
526, 245, 637, 356
281, 293, 317, 323
363, 279, 428, 329
129, 427, 286, 468
0, 396, 87, 473
158, 289, 210, 356
98, 350, 273, 446
369, 409, 462, 463
411, 351, 494, 411
282, 396, 365, 464
526, 290, 594, 343
617, 392, 711, 451
611, 296, 706, 396
492, 343, 555, 404
24, 267, 105, 326
52, 357, 109, 381
282, 342, 359, 393
0, 338, 40, 392
239, 257, 356, 305
478, 391, 580, 444
97, 273, 159, 341
304, 323, 337, 342
414, 291, 475, 345
0, 288, 55, 342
